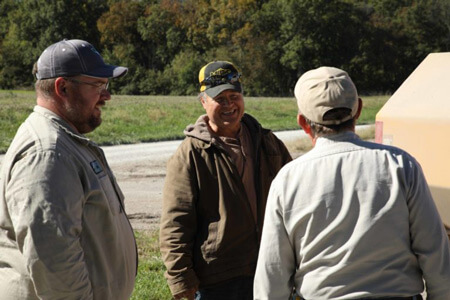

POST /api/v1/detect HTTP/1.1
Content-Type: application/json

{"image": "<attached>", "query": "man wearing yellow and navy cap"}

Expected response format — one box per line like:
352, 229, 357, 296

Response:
160, 61, 292, 300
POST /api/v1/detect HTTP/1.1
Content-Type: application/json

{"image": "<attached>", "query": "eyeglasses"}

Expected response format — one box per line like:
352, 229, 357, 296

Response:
64, 77, 109, 94
201, 72, 241, 88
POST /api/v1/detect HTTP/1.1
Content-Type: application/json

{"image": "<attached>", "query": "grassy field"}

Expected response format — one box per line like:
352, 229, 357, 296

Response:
132, 230, 172, 300
0, 90, 389, 299
0, 90, 389, 153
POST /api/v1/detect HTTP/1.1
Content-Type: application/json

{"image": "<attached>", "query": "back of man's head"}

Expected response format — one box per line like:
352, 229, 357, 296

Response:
294, 66, 359, 126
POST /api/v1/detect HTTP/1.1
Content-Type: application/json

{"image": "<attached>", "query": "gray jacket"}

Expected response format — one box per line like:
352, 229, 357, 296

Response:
0, 106, 137, 299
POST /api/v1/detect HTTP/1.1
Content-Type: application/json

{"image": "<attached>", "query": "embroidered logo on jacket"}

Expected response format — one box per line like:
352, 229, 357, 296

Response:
90, 160, 103, 174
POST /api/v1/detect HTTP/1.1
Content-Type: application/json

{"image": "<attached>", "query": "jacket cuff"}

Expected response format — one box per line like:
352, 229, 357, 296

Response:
166, 270, 199, 296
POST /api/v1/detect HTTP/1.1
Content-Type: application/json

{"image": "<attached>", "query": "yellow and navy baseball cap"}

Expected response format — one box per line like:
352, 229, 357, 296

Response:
199, 61, 242, 98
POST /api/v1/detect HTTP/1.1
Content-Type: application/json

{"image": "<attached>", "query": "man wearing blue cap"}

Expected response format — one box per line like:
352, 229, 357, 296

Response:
0, 39, 137, 299
159, 61, 292, 300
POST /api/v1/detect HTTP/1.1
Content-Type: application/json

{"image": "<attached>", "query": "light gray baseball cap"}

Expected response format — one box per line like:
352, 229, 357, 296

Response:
294, 66, 359, 125
35, 39, 128, 80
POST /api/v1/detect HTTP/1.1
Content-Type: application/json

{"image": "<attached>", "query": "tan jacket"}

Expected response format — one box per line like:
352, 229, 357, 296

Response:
0, 106, 137, 299
159, 114, 292, 296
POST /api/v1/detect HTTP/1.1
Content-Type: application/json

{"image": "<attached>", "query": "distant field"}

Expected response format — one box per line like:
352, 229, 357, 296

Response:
0, 90, 389, 153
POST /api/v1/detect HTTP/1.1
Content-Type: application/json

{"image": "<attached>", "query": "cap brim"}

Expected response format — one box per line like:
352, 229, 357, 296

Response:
84, 65, 128, 78
205, 83, 242, 98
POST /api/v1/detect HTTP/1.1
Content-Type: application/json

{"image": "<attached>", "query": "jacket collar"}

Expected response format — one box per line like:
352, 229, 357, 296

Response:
34, 105, 93, 146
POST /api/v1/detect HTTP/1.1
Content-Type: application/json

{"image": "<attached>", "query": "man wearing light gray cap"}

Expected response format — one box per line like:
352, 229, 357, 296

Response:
0, 39, 137, 299
254, 66, 450, 300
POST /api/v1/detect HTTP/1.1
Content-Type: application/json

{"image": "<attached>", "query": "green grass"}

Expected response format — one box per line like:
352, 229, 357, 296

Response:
131, 230, 172, 300
0, 90, 35, 152
0, 90, 389, 154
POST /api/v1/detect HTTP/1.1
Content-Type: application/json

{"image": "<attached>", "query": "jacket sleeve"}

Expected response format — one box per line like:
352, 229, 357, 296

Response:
258, 132, 292, 210
254, 172, 296, 300
264, 131, 293, 169
406, 158, 450, 299
159, 142, 200, 296
5, 150, 93, 299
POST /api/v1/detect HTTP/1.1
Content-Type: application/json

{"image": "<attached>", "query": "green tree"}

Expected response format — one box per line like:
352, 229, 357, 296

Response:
249, 0, 292, 96
97, 1, 148, 94
162, 49, 204, 95
98, 0, 191, 94
0, 0, 108, 89
1, 0, 449, 95
352, 0, 450, 92
277, 0, 365, 90
175, 0, 270, 95
138, 0, 187, 69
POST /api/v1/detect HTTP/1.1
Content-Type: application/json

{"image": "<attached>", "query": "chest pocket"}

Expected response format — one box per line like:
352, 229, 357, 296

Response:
91, 159, 123, 216
98, 173, 122, 216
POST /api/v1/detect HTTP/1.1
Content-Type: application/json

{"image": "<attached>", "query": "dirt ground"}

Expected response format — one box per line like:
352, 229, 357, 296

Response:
109, 157, 168, 232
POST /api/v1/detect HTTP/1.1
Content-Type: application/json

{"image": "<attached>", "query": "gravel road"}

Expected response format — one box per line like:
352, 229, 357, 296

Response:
103, 140, 183, 231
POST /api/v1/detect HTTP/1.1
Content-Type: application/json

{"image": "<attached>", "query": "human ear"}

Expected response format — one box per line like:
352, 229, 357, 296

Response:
55, 77, 67, 97
297, 114, 309, 132
200, 94, 208, 109
297, 114, 315, 141
354, 98, 363, 120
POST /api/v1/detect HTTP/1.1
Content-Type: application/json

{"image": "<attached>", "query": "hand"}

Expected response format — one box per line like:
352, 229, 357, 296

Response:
173, 287, 197, 300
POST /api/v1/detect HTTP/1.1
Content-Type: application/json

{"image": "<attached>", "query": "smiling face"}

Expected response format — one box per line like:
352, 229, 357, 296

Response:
60, 75, 111, 134
201, 89, 245, 137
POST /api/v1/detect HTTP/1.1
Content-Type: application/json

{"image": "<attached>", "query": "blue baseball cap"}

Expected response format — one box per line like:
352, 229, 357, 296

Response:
35, 39, 128, 80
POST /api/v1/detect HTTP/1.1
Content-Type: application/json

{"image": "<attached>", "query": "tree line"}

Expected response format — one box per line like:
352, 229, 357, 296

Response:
0, 0, 449, 96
